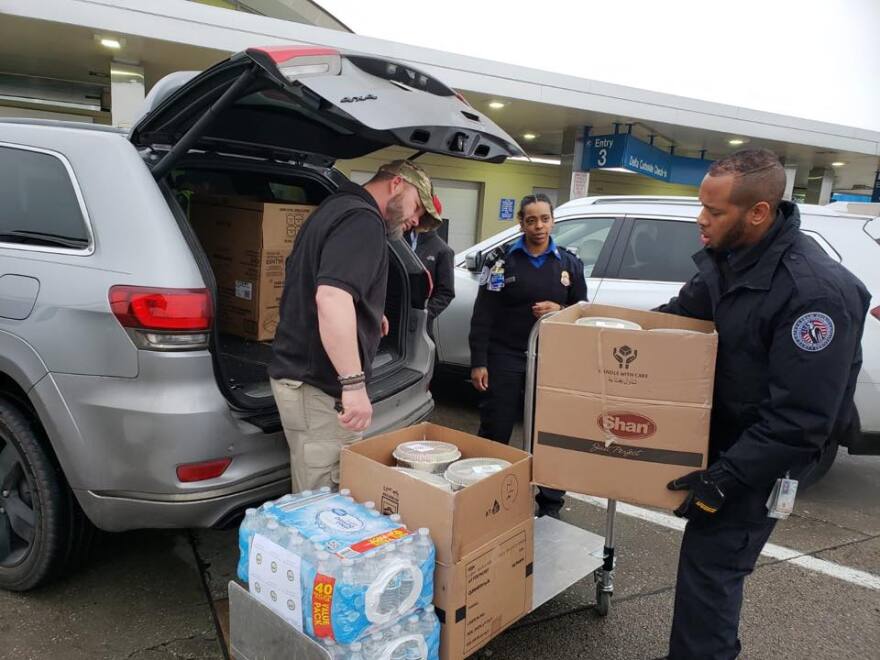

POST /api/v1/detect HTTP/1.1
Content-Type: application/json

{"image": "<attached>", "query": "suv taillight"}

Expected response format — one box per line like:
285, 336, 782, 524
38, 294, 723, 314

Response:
109, 286, 212, 351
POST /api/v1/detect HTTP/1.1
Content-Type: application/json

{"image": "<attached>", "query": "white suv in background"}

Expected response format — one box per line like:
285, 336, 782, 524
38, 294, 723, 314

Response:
435, 196, 880, 480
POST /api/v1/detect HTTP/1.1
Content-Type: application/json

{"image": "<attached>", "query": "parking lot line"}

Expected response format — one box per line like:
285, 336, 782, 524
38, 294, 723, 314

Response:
569, 493, 880, 591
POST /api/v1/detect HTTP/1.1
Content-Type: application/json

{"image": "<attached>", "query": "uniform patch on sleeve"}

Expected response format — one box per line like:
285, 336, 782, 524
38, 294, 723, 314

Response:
791, 312, 835, 352
478, 265, 490, 286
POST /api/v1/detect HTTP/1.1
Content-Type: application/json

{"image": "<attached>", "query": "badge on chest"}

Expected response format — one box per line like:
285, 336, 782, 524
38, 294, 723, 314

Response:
561, 270, 571, 287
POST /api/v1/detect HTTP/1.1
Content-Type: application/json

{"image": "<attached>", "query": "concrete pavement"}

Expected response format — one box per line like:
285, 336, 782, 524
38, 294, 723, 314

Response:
1, 386, 878, 659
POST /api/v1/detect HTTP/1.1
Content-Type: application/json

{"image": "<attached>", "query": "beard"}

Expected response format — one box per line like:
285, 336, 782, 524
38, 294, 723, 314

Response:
384, 192, 409, 241
715, 212, 748, 251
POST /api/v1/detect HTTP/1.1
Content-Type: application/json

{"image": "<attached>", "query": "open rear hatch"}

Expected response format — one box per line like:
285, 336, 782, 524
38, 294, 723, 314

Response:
132, 46, 523, 413
130, 46, 523, 174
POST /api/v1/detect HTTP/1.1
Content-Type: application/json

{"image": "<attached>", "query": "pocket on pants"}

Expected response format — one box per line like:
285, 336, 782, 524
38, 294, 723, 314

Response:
271, 378, 308, 432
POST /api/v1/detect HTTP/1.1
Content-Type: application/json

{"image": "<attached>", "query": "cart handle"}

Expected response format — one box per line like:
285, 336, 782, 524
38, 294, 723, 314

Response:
523, 309, 564, 455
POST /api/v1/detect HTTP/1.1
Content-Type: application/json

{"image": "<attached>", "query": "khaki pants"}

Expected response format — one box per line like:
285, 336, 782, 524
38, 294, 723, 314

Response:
270, 378, 362, 493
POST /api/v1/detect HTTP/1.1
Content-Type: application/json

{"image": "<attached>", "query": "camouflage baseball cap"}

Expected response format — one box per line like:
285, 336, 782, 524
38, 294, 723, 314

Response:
377, 160, 443, 230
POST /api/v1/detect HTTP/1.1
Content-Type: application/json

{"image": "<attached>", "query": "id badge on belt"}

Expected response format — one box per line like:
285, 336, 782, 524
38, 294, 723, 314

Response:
766, 472, 798, 519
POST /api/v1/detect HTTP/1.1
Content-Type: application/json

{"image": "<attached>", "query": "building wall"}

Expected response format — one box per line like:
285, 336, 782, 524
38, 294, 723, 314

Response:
336, 147, 560, 241
588, 171, 699, 197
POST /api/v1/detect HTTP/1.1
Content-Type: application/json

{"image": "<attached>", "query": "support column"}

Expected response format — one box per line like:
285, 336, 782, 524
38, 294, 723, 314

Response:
783, 165, 798, 201
110, 62, 145, 130
557, 126, 589, 205
805, 167, 835, 205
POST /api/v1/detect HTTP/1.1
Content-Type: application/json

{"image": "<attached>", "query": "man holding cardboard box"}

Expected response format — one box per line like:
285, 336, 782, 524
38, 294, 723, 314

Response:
269, 161, 442, 492
656, 150, 870, 660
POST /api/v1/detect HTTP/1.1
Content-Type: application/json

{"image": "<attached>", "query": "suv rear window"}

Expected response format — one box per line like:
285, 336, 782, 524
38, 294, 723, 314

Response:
0, 145, 89, 246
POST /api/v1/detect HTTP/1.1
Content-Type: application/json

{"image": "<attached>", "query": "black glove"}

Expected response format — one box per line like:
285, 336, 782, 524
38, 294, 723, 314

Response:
667, 463, 743, 524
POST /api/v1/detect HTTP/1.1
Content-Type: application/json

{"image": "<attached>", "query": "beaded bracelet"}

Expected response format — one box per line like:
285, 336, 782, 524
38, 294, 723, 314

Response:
338, 371, 365, 386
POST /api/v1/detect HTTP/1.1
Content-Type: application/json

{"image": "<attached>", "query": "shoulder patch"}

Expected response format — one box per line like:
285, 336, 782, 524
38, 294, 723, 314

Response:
478, 265, 490, 286
791, 312, 835, 352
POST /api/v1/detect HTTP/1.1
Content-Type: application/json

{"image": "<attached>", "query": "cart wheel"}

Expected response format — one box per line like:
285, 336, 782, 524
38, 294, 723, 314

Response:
596, 587, 612, 617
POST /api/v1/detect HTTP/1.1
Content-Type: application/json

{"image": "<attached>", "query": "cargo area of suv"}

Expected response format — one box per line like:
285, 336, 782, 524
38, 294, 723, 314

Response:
165, 160, 412, 408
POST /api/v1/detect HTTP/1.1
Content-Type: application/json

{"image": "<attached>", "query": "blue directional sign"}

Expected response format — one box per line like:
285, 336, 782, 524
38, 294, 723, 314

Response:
583, 133, 711, 185
499, 197, 516, 220
872, 171, 880, 203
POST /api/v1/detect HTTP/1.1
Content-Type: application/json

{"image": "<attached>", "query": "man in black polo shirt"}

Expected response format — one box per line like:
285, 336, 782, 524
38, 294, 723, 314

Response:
269, 160, 441, 492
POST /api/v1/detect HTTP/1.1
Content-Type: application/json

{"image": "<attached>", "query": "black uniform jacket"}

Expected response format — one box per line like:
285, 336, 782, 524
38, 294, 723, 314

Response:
469, 241, 588, 369
658, 201, 870, 489
412, 230, 455, 322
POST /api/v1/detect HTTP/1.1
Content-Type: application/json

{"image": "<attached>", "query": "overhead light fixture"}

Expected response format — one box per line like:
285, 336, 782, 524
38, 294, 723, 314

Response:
831, 161, 845, 167
100, 38, 122, 50
523, 133, 537, 140
488, 101, 505, 109
509, 156, 561, 166
728, 138, 745, 146
599, 167, 636, 175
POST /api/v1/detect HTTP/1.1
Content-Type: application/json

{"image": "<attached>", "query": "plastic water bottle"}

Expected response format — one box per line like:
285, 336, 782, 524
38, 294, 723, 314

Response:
398, 536, 420, 603
405, 613, 421, 636
323, 639, 340, 659
265, 517, 286, 545
241, 507, 259, 536
379, 545, 400, 614
320, 486, 332, 494
348, 641, 366, 660
364, 501, 376, 511
279, 494, 295, 505
390, 513, 404, 527
420, 606, 436, 636
414, 528, 432, 564
365, 631, 385, 657
389, 625, 405, 658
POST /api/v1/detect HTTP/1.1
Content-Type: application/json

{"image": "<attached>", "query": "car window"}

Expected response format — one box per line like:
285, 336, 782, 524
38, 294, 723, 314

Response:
616, 218, 701, 282
497, 217, 615, 277
552, 217, 615, 276
0, 145, 89, 245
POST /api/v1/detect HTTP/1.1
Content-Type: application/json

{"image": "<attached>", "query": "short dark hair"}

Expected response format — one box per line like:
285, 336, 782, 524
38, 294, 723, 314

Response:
517, 193, 554, 222
707, 149, 786, 212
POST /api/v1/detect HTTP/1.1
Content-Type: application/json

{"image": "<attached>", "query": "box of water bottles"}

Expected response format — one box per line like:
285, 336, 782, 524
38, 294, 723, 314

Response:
237, 487, 441, 657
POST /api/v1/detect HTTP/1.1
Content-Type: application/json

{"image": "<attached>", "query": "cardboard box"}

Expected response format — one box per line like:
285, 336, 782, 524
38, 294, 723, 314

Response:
533, 303, 717, 509
189, 197, 316, 341
434, 518, 534, 660
339, 423, 532, 566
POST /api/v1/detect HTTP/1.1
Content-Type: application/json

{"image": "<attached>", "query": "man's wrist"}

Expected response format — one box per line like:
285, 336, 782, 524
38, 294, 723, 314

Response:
338, 371, 365, 386
342, 382, 366, 392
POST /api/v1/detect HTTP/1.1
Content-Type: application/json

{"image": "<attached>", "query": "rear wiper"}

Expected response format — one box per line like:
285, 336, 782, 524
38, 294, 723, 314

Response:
0, 230, 89, 249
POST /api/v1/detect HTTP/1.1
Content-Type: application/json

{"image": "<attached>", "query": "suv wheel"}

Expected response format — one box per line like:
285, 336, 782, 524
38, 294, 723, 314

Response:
0, 398, 94, 591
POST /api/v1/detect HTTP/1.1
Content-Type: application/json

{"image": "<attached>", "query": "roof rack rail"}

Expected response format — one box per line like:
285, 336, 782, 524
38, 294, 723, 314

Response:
578, 195, 701, 206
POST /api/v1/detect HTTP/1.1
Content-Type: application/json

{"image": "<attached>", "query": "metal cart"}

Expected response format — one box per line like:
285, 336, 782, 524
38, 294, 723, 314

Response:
524, 314, 617, 616
228, 314, 617, 658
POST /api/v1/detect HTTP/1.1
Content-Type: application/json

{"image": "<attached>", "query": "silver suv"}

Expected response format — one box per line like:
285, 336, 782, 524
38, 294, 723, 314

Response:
0, 46, 521, 590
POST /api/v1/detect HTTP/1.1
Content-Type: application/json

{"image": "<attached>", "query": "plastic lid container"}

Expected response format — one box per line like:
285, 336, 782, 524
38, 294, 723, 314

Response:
649, 327, 700, 334
575, 316, 642, 330
392, 467, 454, 492
444, 458, 512, 490
393, 441, 462, 474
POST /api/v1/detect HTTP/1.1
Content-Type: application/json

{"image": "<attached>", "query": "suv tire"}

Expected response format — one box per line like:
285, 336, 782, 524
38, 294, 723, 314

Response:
0, 398, 94, 591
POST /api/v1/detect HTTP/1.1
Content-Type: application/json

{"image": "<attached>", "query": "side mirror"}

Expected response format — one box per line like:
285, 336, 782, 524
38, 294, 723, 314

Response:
465, 251, 483, 272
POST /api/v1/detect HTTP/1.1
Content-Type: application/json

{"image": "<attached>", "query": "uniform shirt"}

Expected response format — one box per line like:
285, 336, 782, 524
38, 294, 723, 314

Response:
658, 201, 870, 488
469, 238, 587, 369
269, 180, 388, 397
